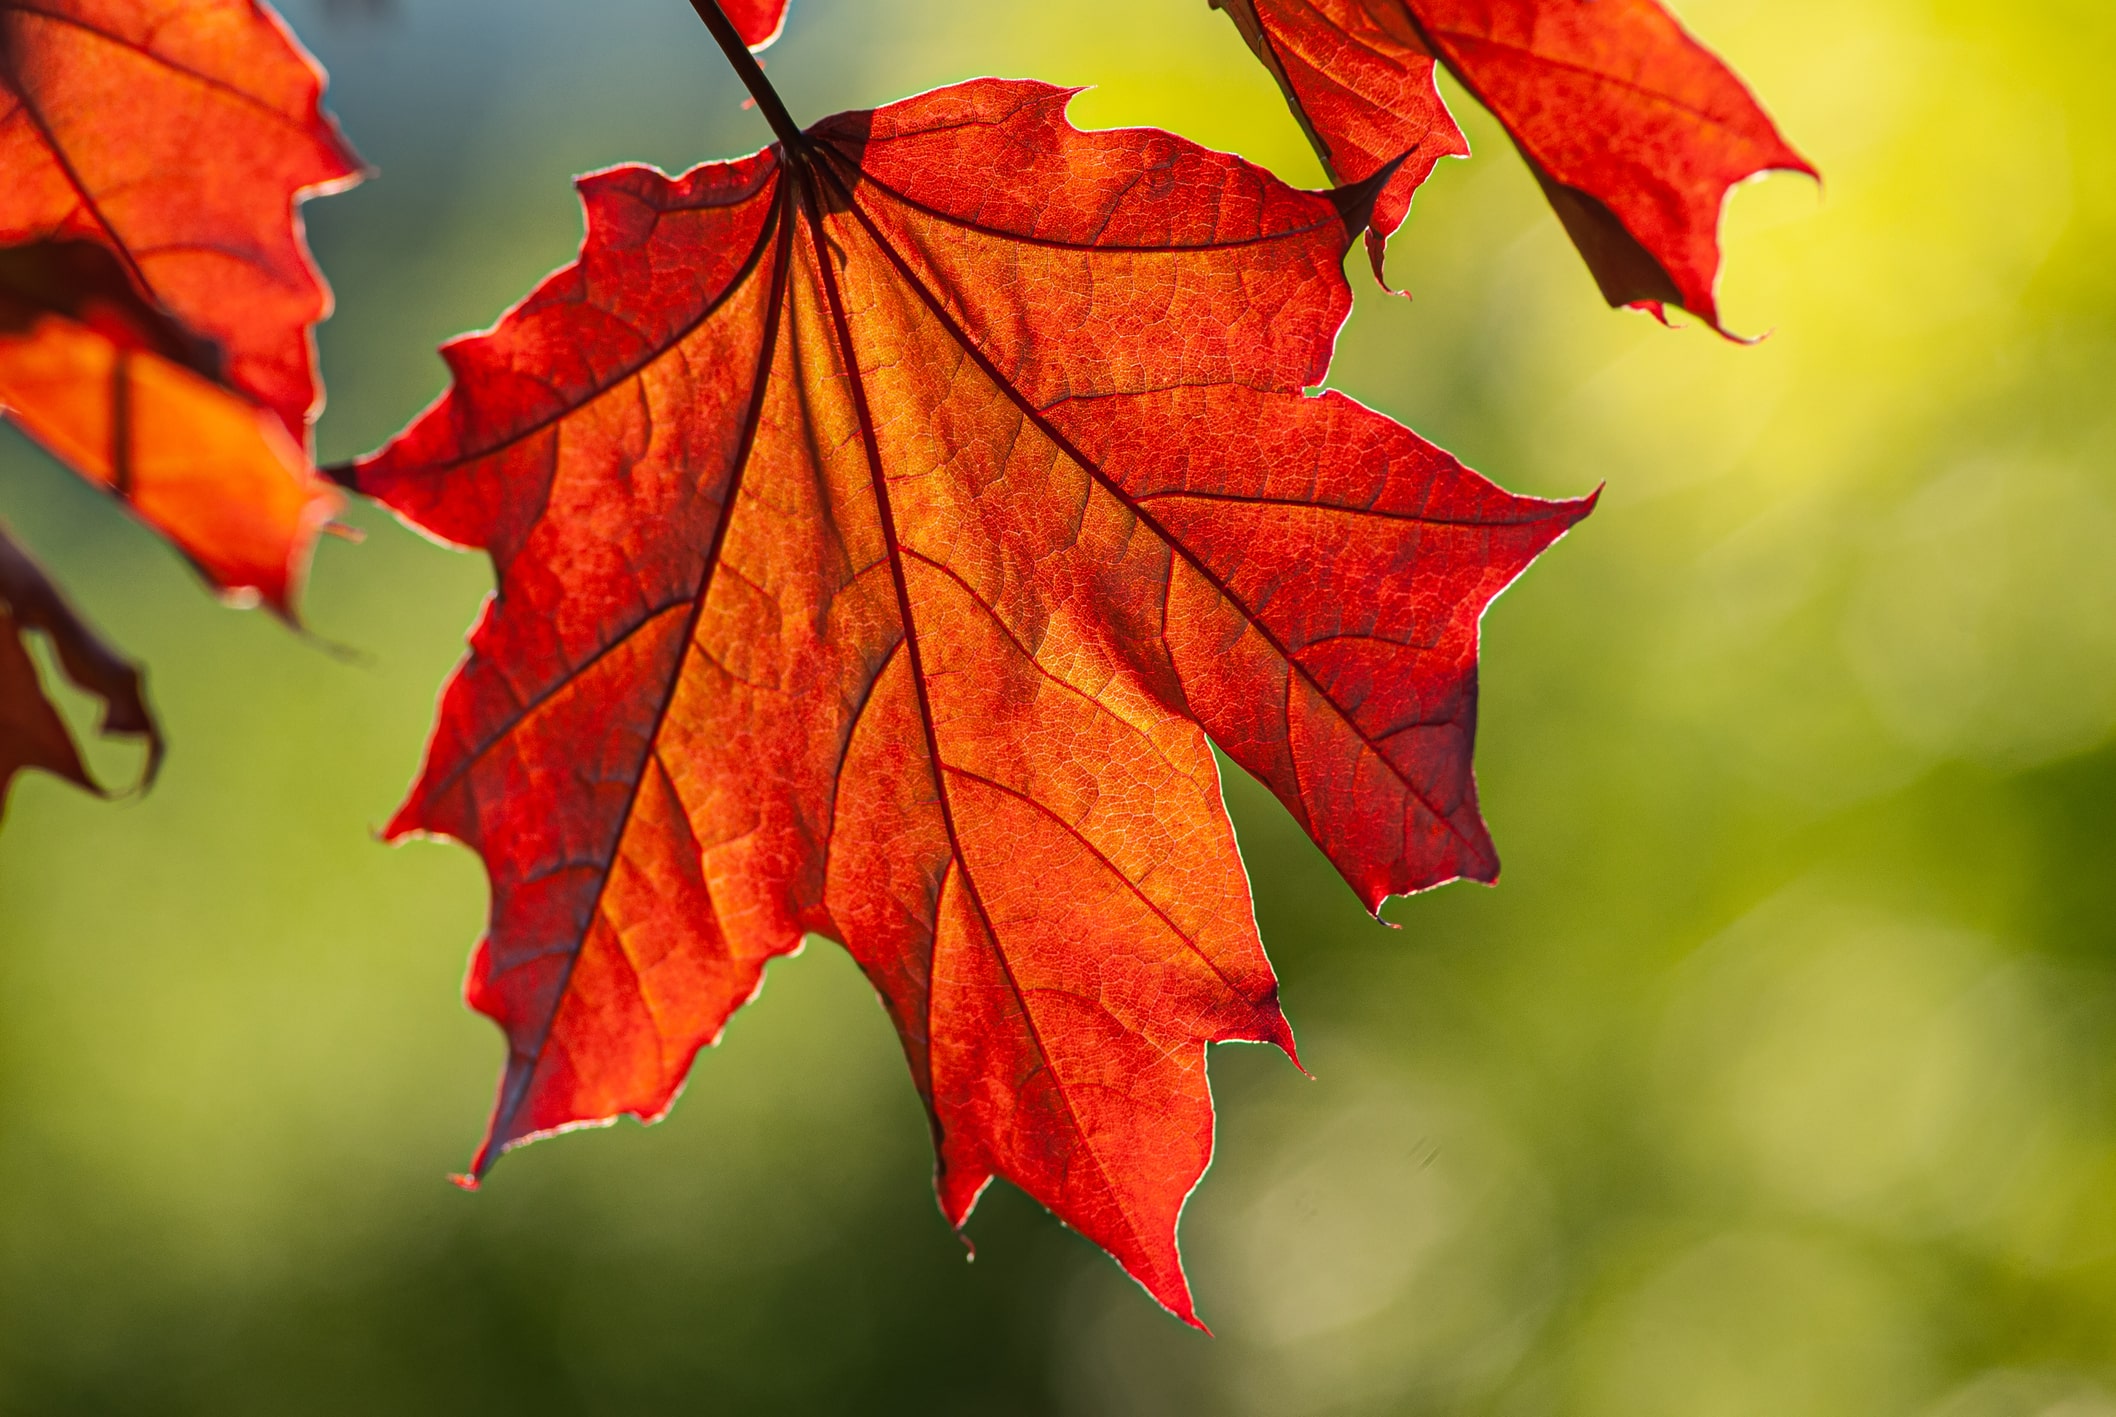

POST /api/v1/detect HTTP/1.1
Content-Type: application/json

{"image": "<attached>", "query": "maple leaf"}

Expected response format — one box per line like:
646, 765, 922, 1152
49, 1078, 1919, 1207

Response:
0, 240, 341, 612
718, 0, 787, 50
1213, 0, 1814, 327
357, 78, 1590, 1322
0, 0, 363, 441
0, 520, 160, 816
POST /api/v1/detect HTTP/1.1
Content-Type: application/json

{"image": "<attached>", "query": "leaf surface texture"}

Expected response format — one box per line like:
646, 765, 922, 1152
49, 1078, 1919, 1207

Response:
358, 79, 1590, 1320
0, 0, 362, 438
1215, 0, 1813, 324
0, 240, 339, 610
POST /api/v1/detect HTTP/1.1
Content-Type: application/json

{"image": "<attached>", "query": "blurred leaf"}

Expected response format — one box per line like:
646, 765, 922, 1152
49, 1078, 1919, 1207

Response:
0, 519, 158, 814
1214, 0, 1813, 326
0, 241, 342, 614
0, 0, 364, 440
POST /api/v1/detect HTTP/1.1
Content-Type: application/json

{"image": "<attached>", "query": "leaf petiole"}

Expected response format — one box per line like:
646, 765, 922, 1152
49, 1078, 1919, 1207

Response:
686, 0, 806, 153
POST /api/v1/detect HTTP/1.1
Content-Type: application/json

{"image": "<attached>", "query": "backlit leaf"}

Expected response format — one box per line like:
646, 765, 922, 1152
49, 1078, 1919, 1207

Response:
719, 0, 787, 49
0, 240, 340, 613
0, 520, 159, 814
0, 0, 363, 439
358, 79, 1590, 1321
1213, 0, 1814, 326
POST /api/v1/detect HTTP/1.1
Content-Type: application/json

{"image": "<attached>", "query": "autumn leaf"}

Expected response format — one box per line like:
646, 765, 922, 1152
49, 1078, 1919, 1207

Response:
1211, 0, 1466, 281
1213, 0, 1813, 327
0, 240, 341, 613
717, 0, 788, 49
357, 79, 1590, 1322
0, 520, 160, 816
0, 0, 363, 441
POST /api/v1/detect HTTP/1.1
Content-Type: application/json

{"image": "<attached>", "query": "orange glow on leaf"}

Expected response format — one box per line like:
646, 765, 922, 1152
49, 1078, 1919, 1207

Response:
0, 0, 363, 440
0, 240, 340, 614
1218, 0, 1813, 326
357, 80, 1590, 1322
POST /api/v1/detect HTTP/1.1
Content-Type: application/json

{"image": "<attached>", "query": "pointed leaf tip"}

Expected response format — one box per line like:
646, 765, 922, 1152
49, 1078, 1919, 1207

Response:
357, 75, 1591, 1318
0, 524, 163, 815
1217, 0, 1811, 319
0, 0, 366, 441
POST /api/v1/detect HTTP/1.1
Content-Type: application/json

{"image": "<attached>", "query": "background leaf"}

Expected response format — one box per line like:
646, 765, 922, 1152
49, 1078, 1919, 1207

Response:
0, 0, 365, 440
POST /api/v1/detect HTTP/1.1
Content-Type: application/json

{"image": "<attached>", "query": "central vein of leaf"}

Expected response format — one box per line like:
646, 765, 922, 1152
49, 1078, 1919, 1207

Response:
808, 149, 1481, 856
481, 176, 798, 1170
794, 161, 1129, 1225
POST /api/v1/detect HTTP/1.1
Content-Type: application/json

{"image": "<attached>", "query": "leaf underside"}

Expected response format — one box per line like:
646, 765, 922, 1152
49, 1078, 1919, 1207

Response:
359, 79, 1590, 1322
0, 0, 357, 614
719, 0, 788, 49
0, 0, 363, 440
1216, 0, 1814, 327
0, 522, 160, 814
0, 239, 340, 612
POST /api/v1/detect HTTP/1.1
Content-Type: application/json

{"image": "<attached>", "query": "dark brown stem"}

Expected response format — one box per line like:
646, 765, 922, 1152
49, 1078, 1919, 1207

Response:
686, 0, 805, 152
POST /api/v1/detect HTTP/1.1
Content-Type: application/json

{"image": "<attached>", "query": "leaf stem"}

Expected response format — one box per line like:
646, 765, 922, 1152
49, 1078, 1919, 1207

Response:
686, 0, 805, 152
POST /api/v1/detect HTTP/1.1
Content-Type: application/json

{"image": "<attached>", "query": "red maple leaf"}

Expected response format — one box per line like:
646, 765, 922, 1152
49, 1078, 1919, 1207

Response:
0, 0, 363, 441
716, 0, 787, 49
1213, 0, 1814, 328
0, 520, 160, 815
0, 0, 359, 619
357, 78, 1590, 1321
0, 240, 340, 612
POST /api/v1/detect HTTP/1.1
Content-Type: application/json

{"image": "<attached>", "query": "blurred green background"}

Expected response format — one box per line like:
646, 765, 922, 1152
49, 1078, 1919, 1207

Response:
3, 0, 2113, 1410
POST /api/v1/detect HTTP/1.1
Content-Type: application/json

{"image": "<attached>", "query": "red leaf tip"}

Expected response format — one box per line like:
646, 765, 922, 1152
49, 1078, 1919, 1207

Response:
357, 73, 1593, 1324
